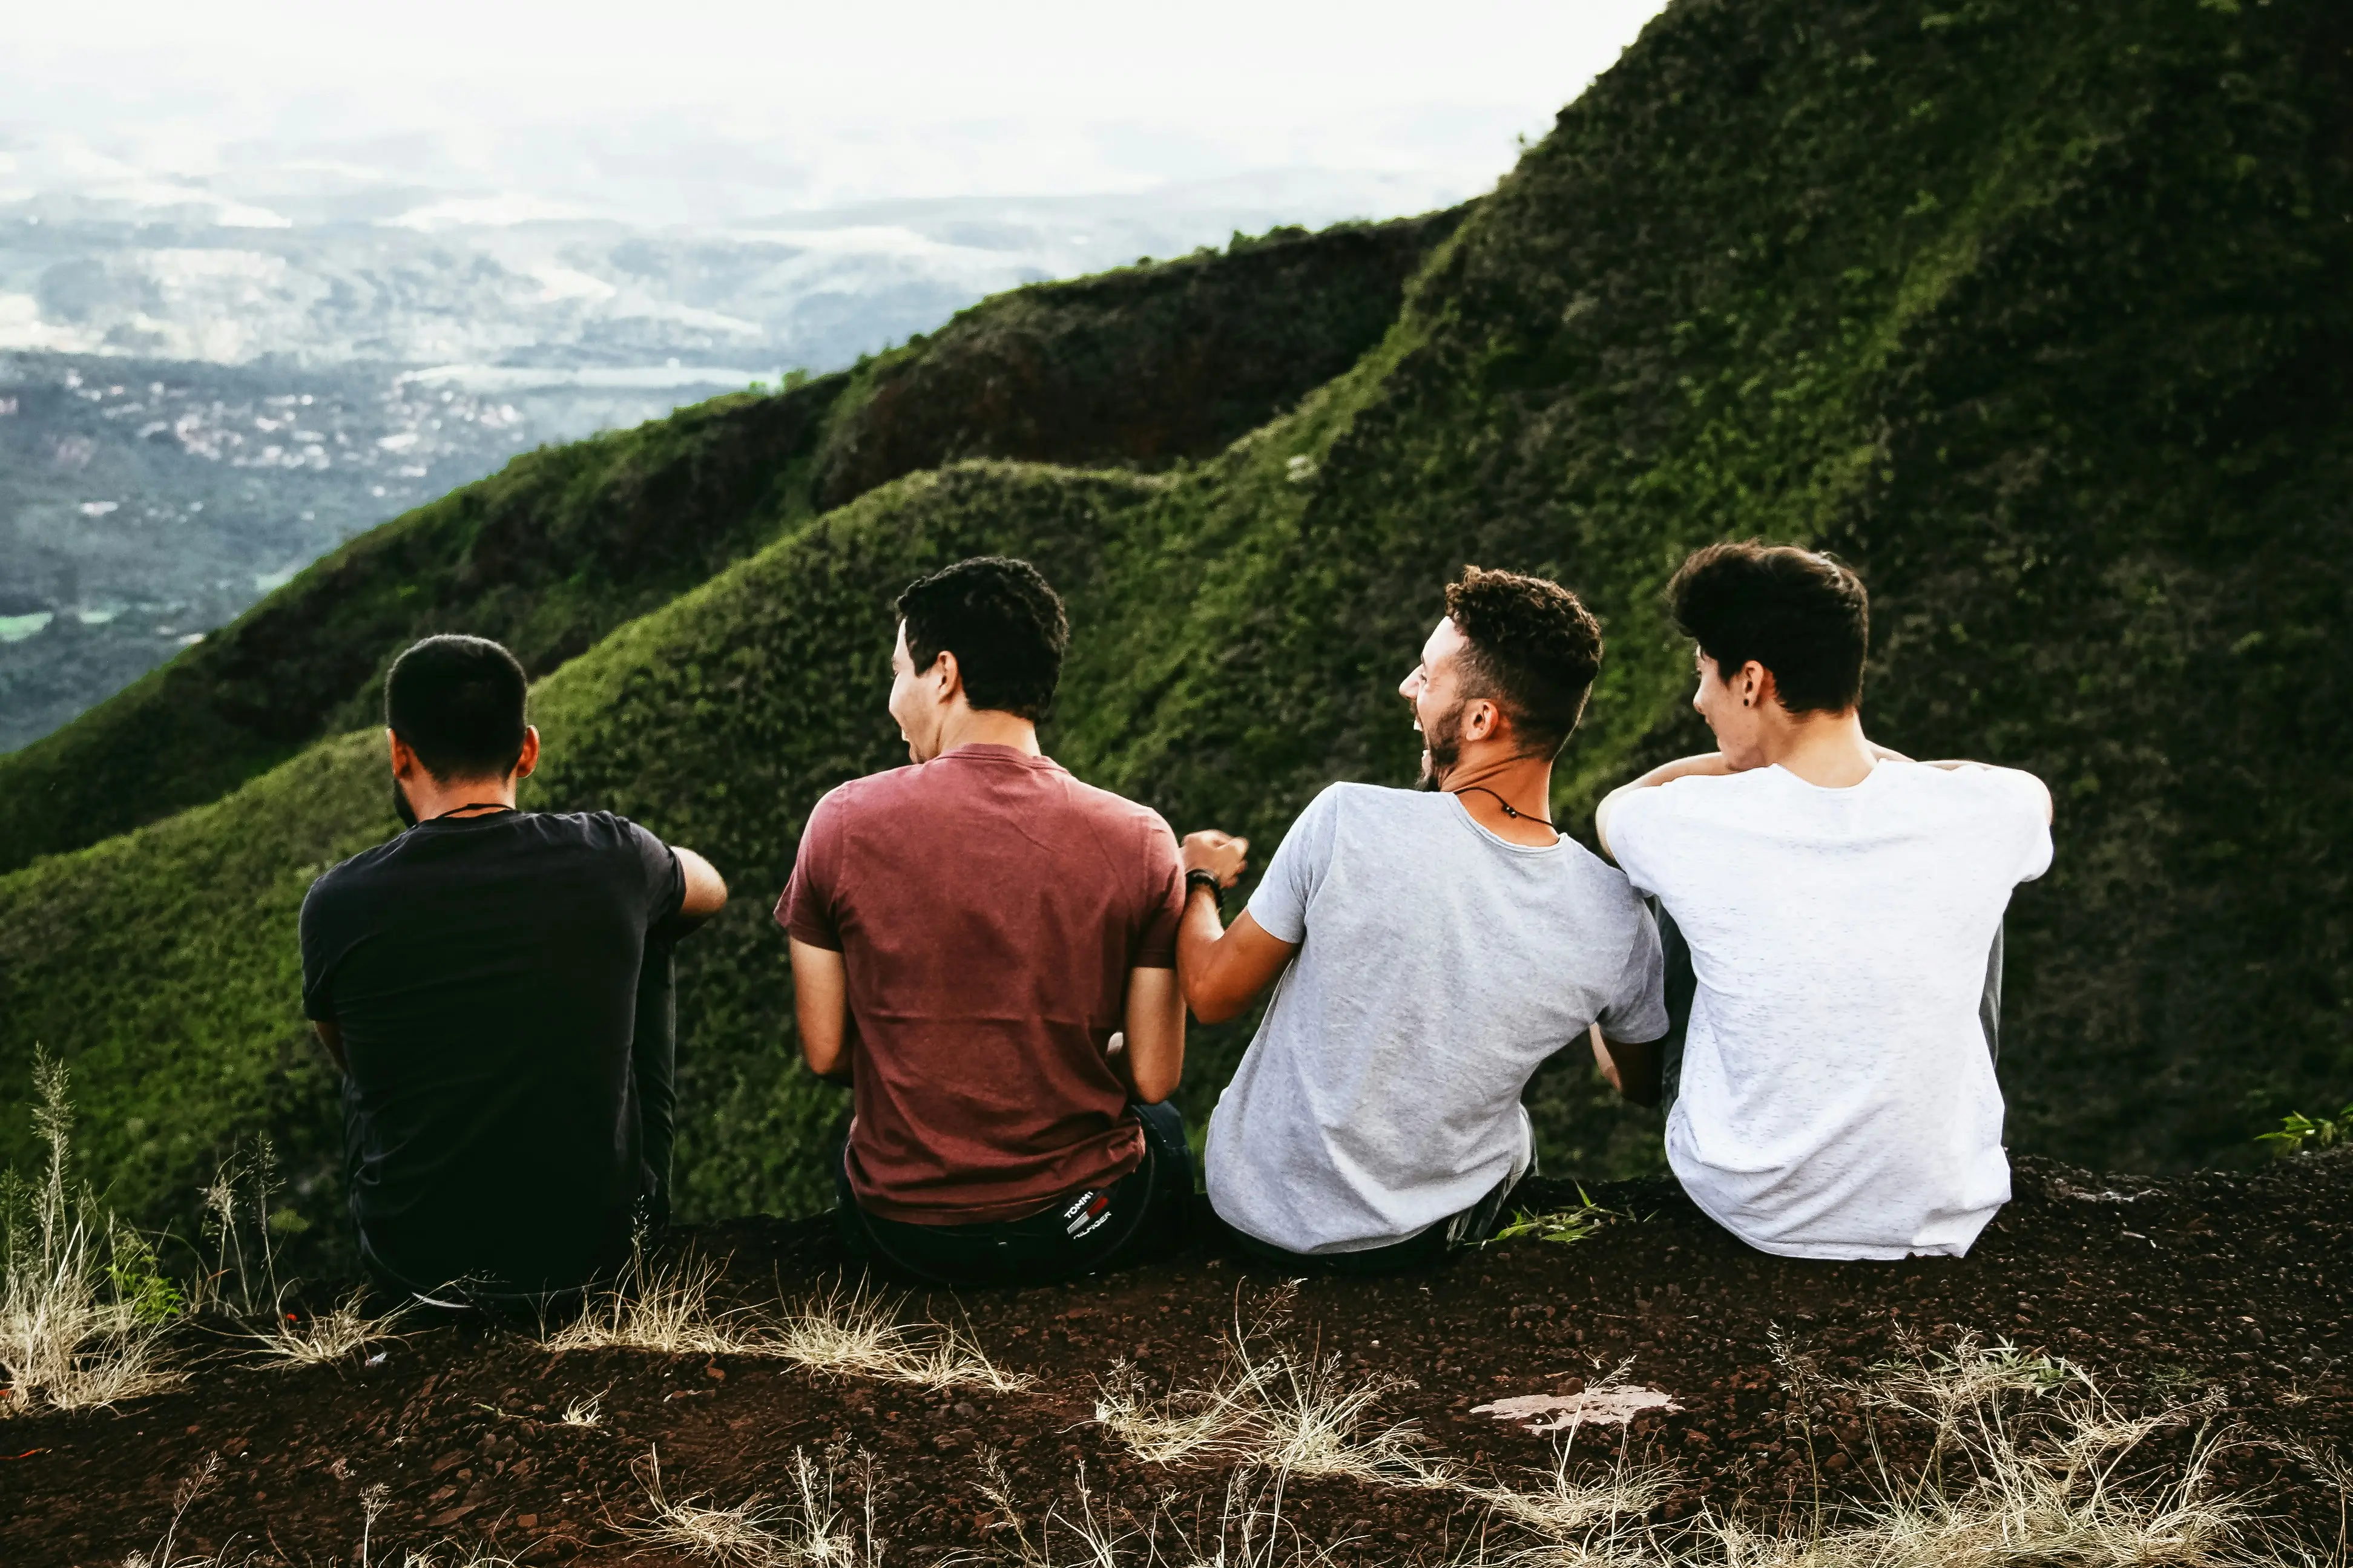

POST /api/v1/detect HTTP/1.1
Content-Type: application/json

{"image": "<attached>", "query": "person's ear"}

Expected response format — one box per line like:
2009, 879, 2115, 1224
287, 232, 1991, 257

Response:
932, 649, 962, 704
1739, 660, 1769, 710
512, 724, 541, 781
387, 728, 416, 778
1466, 697, 1499, 741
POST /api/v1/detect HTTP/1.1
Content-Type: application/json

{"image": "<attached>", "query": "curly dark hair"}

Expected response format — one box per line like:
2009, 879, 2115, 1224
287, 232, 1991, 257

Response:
895, 556, 1070, 721
1442, 566, 1605, 758
1667, 542, 1868, 714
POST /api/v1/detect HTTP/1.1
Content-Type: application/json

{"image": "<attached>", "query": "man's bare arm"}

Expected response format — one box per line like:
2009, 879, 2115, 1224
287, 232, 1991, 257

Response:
1116, 966, 1186, 1103
673, 845, 729, 923
311, 1020, 349, 1075
1588, 1023, 1663, 1107
1179, 904, 1298, 1025
1174, 829, 1298, 1024
1594, 753, 1732, 862
788, 938, 853, 1082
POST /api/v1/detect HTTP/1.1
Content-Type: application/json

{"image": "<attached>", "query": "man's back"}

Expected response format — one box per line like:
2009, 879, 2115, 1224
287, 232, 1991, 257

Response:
1207, 784, 1665, 1255
781, 744, 1182, 1222
300, 810, 684, 1293
1608, 761, 2052, 1259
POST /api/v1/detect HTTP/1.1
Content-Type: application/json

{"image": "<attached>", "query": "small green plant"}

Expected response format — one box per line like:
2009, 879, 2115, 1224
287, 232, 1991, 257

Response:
1490, 1187, 1621, 1247
2257, 1103, 2352, 1157
108, 1232, 186, 1325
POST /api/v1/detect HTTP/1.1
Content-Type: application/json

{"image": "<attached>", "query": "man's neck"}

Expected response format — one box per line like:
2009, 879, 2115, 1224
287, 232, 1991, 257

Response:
1438, 747, 1557, 845
1756, 707, 1877, 789
401, 773, 520, 822
932, 707, 1042, 759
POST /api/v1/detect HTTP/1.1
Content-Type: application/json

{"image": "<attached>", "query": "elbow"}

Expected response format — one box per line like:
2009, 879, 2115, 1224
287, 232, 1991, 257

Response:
1183, 985, 1243, 1028
1131, 1068, 1180, 1106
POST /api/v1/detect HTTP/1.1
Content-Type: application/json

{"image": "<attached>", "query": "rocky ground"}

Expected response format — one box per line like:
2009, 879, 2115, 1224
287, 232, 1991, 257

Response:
3, 1153, 2346, 1567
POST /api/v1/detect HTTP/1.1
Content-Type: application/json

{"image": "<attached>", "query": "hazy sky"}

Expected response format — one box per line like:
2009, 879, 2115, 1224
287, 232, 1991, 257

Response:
4, 1, 1671, 226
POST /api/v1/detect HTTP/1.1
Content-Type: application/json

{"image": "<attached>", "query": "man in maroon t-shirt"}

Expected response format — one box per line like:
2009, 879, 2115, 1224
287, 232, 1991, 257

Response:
778, 556, 1215, 1286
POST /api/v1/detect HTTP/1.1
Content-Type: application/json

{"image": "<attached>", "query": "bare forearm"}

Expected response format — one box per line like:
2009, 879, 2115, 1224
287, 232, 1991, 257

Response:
1176, 886, 1243, 1022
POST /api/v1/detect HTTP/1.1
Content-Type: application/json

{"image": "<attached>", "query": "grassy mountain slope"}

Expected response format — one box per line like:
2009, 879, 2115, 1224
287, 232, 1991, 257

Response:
3, 0, 2348, 1259
0, 212, 1461, 874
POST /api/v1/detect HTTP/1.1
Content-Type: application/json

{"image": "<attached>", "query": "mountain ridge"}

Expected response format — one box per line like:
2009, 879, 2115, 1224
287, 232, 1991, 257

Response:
1, 0, 2346, 1267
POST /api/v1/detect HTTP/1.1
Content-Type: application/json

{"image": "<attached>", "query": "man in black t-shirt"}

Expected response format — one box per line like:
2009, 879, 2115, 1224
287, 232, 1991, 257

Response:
300, 635, 726, 1302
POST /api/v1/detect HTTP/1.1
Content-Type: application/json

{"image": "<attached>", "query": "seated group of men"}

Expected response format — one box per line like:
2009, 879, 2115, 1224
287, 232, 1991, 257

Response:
299, 542, 2052, 1304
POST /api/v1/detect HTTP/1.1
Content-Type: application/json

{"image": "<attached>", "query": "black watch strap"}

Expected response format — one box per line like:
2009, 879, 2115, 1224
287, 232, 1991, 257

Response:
1185, 868, 1225, 902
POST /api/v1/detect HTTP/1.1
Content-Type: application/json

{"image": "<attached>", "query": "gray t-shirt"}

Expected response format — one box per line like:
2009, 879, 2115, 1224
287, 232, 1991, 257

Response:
1205, 783, 1668, 1255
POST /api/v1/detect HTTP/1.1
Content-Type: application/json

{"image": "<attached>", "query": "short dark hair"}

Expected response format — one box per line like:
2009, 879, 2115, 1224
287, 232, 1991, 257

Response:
384, 634, 529, 781
1667, 542, 1869, 715
895, 556, 1068, 721
1442, 566, 1605, 758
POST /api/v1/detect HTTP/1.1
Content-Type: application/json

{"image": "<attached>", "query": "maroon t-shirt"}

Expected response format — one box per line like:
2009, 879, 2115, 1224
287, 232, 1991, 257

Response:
778, 744, 1184, 1224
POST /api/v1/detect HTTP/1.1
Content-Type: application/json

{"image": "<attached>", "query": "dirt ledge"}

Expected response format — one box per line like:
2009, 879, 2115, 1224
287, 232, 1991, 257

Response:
2, 1153, 2345, 1566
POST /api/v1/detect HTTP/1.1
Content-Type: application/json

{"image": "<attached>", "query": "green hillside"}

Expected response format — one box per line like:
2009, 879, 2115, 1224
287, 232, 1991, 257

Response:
3, 0, 2348, 1265
0, 212, 1461, 875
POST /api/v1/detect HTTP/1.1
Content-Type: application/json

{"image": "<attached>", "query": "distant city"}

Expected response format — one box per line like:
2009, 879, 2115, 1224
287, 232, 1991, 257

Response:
0, 173, 1463, 753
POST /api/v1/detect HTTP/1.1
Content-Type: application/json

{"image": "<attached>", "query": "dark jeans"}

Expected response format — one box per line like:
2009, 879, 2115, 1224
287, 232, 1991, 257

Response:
1650, 900, 2006, 1117
1220, 1163, 1529, 1278
834, 1100, 1195, 1290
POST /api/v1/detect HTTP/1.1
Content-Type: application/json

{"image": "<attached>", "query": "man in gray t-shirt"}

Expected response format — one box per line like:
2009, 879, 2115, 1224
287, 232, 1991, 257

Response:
1179, 568, 1669, 1271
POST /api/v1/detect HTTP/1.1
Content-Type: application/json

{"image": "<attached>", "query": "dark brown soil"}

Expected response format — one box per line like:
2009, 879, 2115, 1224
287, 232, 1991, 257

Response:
4, 1153, 2346, 1567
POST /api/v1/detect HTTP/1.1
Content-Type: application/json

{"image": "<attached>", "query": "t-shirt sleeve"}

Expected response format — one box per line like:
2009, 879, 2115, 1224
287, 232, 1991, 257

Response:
1245, 785, 1344, 945
620, 816, 688, 928
1597, 896, 1671, 1043
1604, 785, 1676, 898
1130, 813, 1185, 969
777, 788, 846, 950
1988, 768, 2055, 885
297, 877, 338, 1022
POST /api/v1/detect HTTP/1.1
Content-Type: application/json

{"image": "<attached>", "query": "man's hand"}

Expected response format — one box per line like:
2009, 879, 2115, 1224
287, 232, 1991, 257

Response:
1181, 830, 1249, 888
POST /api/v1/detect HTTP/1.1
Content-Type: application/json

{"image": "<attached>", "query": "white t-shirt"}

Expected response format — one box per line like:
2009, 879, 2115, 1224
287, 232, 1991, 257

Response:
1607, 761, 2052, 1261
1206, 784, 1668, 1255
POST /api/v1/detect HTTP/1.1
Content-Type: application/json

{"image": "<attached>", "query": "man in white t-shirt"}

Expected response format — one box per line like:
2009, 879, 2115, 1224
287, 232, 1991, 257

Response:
1179, 566, 1669, 1274
1594, 543, 2053, 1261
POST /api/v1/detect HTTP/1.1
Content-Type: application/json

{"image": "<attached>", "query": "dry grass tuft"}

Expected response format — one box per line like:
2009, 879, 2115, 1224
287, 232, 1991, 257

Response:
772, 1282, 1028, 1392
1093, 1288, 1436, 1486
544, 1250, 772, 1357
242, 1287, 406, 1369
971, 1453, 1348, 1568
548, 1262, 1028, 1394
2, 1054, 183, 1414
630, 1443, 885, 1567
558, 1389, 605, 1428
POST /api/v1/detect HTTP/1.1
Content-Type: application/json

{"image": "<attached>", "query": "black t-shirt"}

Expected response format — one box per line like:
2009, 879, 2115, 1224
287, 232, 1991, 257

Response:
299, 810, 686, 1294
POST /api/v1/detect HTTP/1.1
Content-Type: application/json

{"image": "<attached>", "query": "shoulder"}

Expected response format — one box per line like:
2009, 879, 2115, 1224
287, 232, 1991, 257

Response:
1607, 770, 1730, 834
1309, 780, 1433, 826
803, 769, 915, 828
531, 810, 663, 853
303, 836, 397, 910
1887, 761, 2050, 820
1058, 772, 1175, 837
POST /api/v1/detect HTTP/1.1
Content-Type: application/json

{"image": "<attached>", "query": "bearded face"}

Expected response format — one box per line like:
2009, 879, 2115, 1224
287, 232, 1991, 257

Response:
1418, 695, 1469, 787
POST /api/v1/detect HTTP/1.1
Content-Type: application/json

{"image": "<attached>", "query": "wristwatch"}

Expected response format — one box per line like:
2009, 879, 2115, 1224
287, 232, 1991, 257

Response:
1185, 868, 1225, 902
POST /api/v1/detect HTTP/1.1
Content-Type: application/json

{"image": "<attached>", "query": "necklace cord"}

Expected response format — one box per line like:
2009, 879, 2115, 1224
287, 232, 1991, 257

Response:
1447, 784, 1559, 835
